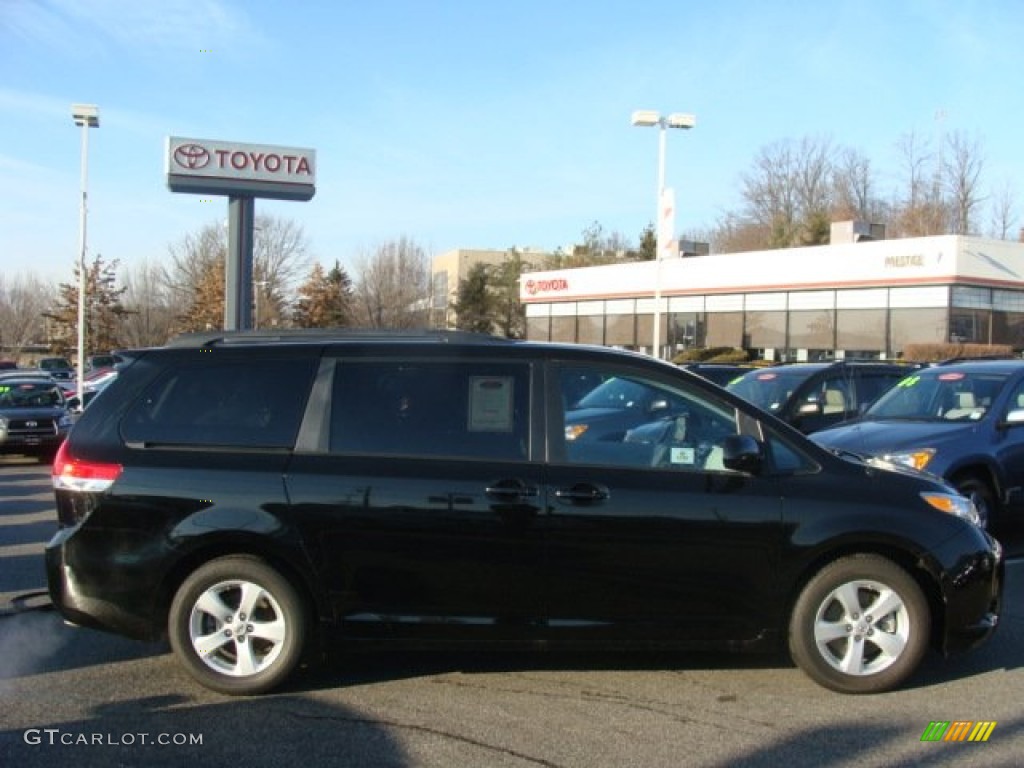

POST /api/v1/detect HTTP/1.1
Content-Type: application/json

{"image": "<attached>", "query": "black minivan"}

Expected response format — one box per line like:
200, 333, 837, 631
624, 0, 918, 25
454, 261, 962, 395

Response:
47, 331, 1002, 696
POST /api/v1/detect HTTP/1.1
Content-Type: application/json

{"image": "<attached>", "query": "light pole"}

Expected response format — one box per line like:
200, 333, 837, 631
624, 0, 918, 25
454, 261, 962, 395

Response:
631, 109, 695, 359
72, 103, 99, 400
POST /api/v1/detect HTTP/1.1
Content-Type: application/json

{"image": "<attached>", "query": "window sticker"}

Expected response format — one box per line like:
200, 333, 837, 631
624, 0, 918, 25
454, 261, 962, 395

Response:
937, 372, 966, 381
897, 375, 922, 388
669, 446, 696, 465
468, 376, 514, 432
757, 372, 777, 380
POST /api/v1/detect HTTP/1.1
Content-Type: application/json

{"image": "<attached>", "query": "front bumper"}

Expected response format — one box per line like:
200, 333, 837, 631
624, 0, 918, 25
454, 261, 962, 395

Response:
936, 532, 1003, 655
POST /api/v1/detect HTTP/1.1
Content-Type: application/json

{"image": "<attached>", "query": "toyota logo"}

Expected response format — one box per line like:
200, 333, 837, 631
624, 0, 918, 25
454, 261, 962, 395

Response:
174, 143, 211, 170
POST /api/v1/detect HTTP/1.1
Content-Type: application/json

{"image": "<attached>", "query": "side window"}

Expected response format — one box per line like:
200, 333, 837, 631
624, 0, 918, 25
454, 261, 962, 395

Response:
122, 359, 317, 448
329, 361, 529, 460
802, 375, 849, 415
560, 365, 739, 471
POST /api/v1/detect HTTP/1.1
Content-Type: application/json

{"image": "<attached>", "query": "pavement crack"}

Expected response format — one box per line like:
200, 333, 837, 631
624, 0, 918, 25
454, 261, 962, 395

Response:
283, 708, 566, 767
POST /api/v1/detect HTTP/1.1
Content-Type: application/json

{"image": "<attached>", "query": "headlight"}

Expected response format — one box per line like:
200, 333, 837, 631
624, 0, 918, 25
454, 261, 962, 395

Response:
565, 424, 589, 441
882, 448, 936, 471
921, 491, 981, 526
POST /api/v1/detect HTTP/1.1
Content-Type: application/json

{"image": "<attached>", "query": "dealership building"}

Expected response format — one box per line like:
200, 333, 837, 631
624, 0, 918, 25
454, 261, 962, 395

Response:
519, 228, 1024, 361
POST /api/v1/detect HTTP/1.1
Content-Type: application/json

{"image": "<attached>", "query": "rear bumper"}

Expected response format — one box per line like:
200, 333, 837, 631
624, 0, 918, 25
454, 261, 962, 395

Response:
45, 527, 164, 642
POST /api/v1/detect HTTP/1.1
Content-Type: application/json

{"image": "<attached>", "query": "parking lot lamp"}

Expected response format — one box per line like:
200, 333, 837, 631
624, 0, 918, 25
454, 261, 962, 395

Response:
631, 110, 695, 359
72, 103, 99, 399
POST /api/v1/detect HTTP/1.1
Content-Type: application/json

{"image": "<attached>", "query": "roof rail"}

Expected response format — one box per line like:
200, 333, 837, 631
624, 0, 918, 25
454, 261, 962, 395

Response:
165, 328, 508, 348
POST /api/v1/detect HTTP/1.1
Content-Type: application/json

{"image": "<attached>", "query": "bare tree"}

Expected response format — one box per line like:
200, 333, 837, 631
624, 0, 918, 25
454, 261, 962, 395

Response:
163, 214, 312, 331
832, 147, 882, 223
0, 272, 53, 358
989, 180, 1018, 240
891, 131, 947, 237
120, 258, 177, 347
944, 130, 986, 235
352, 236, 431, 328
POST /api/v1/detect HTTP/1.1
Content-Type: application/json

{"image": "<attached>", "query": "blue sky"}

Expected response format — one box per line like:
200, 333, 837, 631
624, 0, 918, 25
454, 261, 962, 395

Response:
2, 0, 1023, 283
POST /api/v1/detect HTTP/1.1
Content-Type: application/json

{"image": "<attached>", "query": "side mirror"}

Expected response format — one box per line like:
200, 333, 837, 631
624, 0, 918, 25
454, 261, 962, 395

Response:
721, 434, 764, 474
648, 398, 670, 414
797, 402, 822, 416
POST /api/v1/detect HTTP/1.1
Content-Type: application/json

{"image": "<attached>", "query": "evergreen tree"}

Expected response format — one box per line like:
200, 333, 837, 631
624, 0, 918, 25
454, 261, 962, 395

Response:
293, 260, 354, 328
49, 255, 127, 356
452, 262, 494, 334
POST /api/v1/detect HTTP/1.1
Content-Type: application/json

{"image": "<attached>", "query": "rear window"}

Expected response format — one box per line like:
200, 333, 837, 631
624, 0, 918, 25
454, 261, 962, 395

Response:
122, 359, 317, 448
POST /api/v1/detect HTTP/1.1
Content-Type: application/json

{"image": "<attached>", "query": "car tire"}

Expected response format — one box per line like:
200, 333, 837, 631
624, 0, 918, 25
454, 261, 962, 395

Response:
788, 554, 930, 694
953, 474, 995, 530
168, 556, 308, 695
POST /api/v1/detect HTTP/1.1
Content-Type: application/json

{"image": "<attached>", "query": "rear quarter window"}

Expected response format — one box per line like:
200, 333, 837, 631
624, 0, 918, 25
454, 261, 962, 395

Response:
121, 359, 318, 448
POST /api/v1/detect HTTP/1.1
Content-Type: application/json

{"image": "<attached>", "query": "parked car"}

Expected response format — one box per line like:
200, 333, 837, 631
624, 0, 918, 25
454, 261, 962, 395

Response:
811, 358, 1024, 529
64, 369, 119, 413
47, 330, 1001, 696
726, 360, 916, 433
564, 374, 690, 442
37, 356, 75, 381
0, 374, 73, 461
86, 353, 125, 371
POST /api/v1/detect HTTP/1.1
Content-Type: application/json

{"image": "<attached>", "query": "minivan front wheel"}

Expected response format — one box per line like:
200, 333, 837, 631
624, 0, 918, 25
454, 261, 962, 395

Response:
169, 556, 307, 695
788, 555, 930, 694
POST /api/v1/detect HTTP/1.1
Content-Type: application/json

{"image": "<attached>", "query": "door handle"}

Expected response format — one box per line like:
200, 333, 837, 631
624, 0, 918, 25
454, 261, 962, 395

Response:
485, 480, 539, 500
554, 484, 610, 502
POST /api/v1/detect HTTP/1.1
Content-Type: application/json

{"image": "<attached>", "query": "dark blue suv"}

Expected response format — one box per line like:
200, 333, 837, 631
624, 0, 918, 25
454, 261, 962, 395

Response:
811, 359, 1024, 529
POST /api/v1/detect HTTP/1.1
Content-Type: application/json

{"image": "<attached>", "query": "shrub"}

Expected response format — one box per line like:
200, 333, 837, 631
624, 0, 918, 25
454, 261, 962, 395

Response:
901, 343, 1015, 363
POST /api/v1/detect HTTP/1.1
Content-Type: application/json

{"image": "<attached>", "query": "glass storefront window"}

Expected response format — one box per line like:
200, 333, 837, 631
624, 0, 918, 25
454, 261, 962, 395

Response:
788, 310, 835, 349
745, 310, 786, 349
606, 314, 636, 347
551, 316, 577, 344
705, 312, 743, 347
577, 314, 604, 345
836, 309, 886, 352
890, 307, 947, 354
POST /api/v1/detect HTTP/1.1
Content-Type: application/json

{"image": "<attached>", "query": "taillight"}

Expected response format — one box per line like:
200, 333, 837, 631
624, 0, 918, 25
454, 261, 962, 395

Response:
52, 441, 122, 493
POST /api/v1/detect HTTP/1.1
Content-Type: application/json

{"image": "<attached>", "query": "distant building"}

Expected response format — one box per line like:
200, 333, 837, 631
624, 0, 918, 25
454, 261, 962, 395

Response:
520, 229, 1024, 360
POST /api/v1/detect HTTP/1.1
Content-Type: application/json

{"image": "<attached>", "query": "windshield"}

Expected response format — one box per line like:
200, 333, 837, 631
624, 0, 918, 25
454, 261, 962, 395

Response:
0, 381, 64, 408
727, 368, 821, 411
575, 377, 654, 411
39, 358, 72, 370
865, 370, 1009, 421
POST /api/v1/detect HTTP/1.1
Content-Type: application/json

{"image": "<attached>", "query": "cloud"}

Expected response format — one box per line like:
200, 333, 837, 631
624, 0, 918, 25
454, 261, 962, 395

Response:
2, 0, 265, 59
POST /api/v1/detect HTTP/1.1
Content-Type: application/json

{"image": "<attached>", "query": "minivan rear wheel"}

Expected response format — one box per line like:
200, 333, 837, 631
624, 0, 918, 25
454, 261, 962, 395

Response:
169, 556, 307, 695
788, 554, 930, 694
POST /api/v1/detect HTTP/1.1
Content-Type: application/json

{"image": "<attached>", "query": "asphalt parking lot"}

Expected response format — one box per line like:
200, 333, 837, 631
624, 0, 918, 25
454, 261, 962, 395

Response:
2, 454, 1024, 767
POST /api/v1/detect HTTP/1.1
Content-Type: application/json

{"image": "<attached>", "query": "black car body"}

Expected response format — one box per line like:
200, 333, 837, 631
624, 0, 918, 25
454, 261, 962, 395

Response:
726, 361, 916, 433
811, 359, 1024, 528
0, 375, 73, 460
47, 331, 1002, 696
